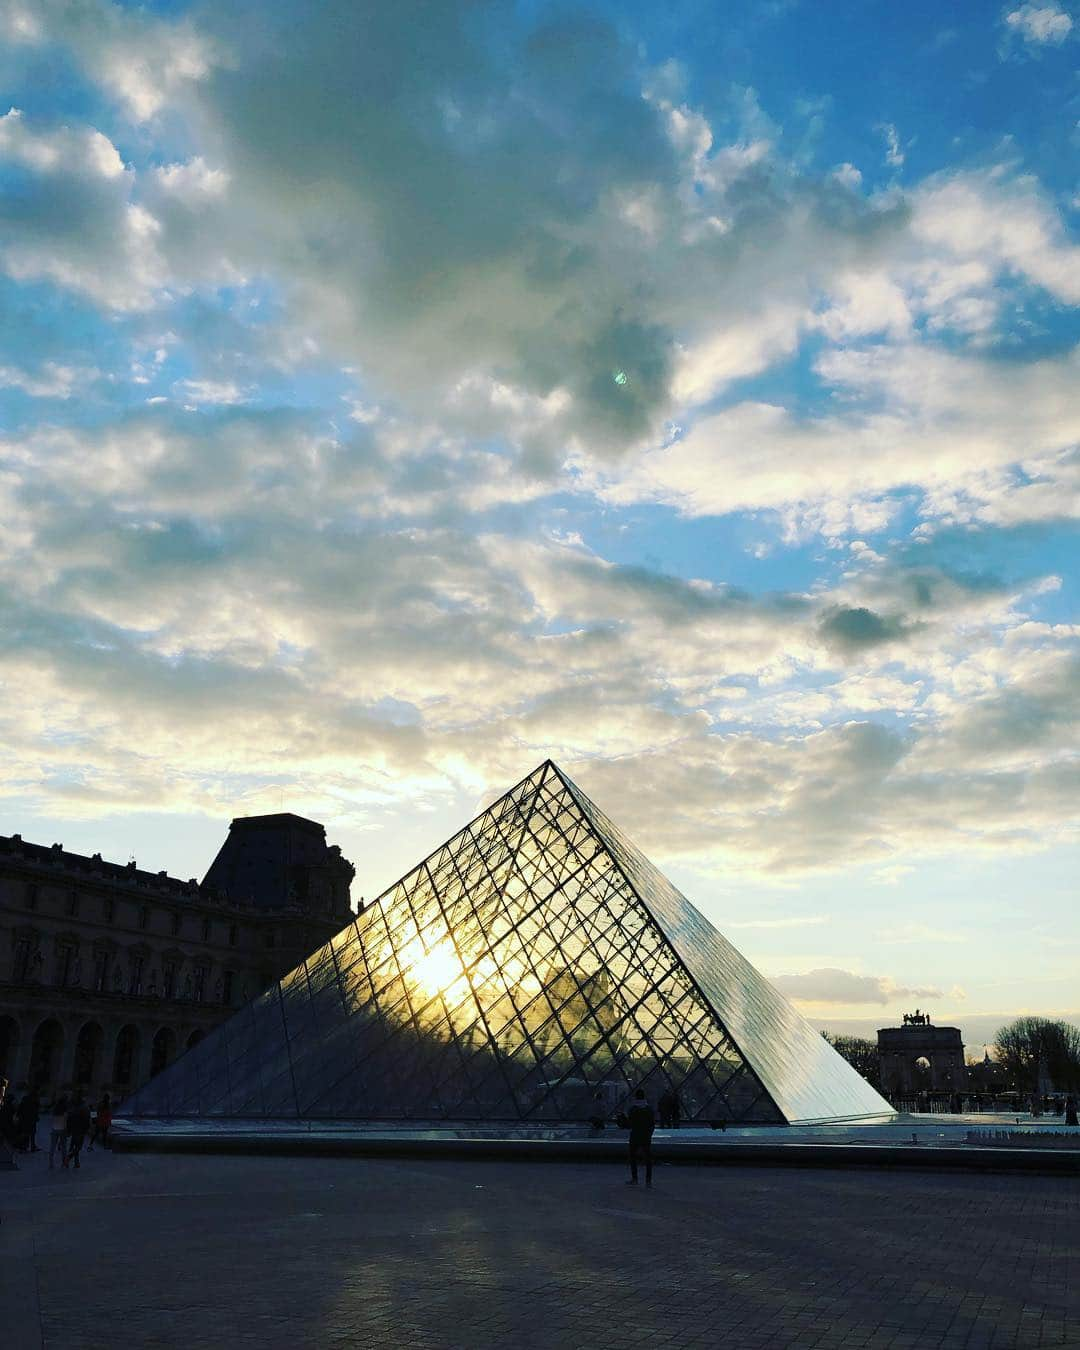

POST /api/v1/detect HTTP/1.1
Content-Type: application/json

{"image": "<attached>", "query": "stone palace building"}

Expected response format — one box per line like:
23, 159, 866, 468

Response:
0, 813, 356, 1105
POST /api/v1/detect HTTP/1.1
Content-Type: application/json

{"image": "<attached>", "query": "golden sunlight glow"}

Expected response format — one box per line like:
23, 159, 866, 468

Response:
399, 936, 544, 1003
404, 938, 463, 996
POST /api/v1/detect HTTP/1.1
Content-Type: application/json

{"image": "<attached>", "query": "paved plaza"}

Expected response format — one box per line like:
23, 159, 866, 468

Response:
2, 1146, 1079, 1350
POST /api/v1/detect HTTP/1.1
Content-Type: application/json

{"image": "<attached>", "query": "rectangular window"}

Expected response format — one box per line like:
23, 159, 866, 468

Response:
202, 917, 212, 942
93, 950, 109, 993
25, 883, 38, 910
193, 965, 206, 1003
163, 961, 177, 999
228, 924, 237, 947
139, 906, 150, 930
67, 890, 79, 917
129, 954, 144, 996
222, 970, 234, 1004
58, 945, 75, 988
13, 937, 32, 982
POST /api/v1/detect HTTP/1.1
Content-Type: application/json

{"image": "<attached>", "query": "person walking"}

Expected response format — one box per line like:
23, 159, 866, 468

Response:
48, 1094, 69, 1169
63, 1094, 91, 1170
88, 1094, 112, 1151
625, 1088, 655, 1188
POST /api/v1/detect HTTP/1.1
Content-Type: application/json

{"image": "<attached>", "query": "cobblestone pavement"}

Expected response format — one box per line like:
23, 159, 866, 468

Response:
2, 1147, 1079, 1349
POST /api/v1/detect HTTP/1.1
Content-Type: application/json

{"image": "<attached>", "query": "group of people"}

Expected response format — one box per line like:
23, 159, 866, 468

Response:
47, 1092, 113, 1168
0, 1080, 113, 1168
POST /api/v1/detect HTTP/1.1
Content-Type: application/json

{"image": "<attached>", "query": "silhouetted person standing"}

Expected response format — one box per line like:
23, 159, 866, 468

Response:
48, 1095, 69, 1169
1067, 1096, 1078, 1127
63, 1095, 91, 1170
0, 1080, 15, 1148
625, 1089, 655, 1187
88, 1094, 112, 1151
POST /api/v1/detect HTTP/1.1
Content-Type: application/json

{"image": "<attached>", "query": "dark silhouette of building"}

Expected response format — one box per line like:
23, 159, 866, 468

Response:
877, 1010, 965, 1096
0, 814, 355, 1104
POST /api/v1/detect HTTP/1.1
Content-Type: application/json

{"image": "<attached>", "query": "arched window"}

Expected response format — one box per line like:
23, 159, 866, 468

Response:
73, 1022, 104, 1089
150, 1027, 176, 1077
29, 1018, 64, 1091
113, 1024, 139, 1086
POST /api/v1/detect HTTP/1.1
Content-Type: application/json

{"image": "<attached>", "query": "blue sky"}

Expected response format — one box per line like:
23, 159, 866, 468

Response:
1, 0, 1078, 1037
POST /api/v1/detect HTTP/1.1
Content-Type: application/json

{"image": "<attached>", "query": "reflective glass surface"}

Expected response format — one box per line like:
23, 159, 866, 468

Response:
121, 762, 891, 1124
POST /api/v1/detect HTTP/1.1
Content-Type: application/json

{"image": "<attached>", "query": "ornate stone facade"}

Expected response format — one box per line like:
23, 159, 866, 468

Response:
0, 813, 355, 1106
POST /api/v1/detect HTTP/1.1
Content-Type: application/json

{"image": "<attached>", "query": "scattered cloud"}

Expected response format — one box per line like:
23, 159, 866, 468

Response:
878, 122, 905, 167
0, 361, 99, 399
0, 0, 1076, 1027
770, 967, 944, 1005
1003, 4, 1073, 47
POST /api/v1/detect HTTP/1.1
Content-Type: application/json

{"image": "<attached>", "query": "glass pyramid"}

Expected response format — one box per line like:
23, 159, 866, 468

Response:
121, 761, 892, 1125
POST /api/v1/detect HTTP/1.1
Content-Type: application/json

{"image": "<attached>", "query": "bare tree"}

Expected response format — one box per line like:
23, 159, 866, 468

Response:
822, 1031, 880, 1086
993, 1017, 1080, 1092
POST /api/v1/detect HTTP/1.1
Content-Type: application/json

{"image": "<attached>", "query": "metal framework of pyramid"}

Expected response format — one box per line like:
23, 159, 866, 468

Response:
121, 761, 893, 1125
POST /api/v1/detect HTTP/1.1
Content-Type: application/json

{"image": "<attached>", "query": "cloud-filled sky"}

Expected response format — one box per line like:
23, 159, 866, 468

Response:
1, 0, 1078, 1035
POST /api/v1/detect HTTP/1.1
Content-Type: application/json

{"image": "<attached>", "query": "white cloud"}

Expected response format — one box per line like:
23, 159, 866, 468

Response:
1004, 4, 1073, 45
154, 157, 229, 202
912, 170, 1080, 305
832, 163, 862, 188
0, 109, 164, 308
0, 362, 99, 399
3, 0, 213, 122
770, 967, 943, 1005
879, 122, 905, 167
0, 107, 123, 178
587, 340, 1080, 531
176, 379, 247, 407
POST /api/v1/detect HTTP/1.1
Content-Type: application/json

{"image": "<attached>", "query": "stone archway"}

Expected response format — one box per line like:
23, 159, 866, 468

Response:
113, 1024, 140, 1088
0, 1015, 19, 1082
877, 1019, 966, 1096
151, 1026, 176, 1077
186, 1029, 204, 1052
73, 1022, 104, 1091
29, 1018, 64, 1092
